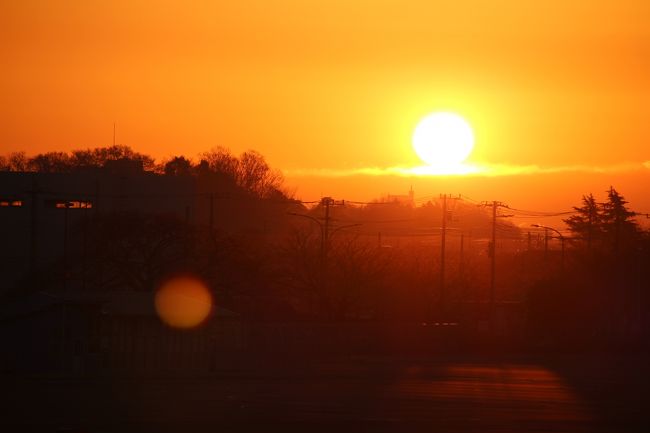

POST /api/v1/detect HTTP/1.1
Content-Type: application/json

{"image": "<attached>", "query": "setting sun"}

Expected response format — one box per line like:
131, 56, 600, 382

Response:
412, 112, 475, 170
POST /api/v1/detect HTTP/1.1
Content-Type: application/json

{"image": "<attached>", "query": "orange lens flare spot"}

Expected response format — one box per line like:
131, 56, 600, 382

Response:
154, 277, 213, 329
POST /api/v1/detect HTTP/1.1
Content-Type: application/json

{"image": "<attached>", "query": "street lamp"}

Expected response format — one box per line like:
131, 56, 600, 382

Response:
531, 224, 565, 270
288, 210, 361, 317
288, 212, 326, 261
288, 212, 361, 265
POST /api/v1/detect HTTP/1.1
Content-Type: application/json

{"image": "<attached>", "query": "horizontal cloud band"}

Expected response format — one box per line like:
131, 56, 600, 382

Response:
286, 161, 650, 178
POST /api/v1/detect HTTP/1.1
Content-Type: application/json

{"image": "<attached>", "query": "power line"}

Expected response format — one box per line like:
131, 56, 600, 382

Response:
331, 218, 417, 224
460, 194, 481, 204
508, 214, 574, 219
504, 205, 577, 216
344, 200, 401, 206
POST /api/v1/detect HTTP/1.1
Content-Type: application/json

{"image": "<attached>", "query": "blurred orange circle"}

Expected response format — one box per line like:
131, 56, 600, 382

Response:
154, 276, 213, 329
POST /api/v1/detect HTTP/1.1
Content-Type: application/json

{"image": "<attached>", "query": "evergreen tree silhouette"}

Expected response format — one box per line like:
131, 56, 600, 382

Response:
563, 193, 601, 250
601, 187, 637, 253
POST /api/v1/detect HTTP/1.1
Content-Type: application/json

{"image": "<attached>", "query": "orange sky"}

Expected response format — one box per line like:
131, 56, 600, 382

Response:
2, 1, 650, 213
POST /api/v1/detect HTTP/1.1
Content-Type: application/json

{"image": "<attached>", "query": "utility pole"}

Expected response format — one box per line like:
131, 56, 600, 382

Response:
439, 194, 460, 319
319, 196, 345, 266
323, 197, 331, 264
440, 193, 447, 316
320, 197, 345, 318
482, 200, 507, 333
490, 201, 497, 324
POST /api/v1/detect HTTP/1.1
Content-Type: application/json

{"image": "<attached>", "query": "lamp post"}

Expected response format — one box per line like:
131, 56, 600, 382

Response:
289, 207, 360, 316
288, 211, 360, 265
532, 224, 565, 270
288, 212, 326, 263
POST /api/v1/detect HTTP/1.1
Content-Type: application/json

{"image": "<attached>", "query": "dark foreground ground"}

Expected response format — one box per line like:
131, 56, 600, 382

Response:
2, 353, 648, 433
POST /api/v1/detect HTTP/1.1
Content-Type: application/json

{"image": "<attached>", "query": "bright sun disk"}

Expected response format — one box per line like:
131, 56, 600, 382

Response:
412, 112, 475, 169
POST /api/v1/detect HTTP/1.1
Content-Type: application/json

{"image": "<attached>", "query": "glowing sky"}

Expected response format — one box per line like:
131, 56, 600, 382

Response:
2, 1, 650, 209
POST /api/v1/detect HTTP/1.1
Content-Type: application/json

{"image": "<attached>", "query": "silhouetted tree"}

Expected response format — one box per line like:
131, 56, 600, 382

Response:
278, 226, 322, 315
237, 150, 285, 198
601, 187, 638, 252
327, 234, 392, 319
279, 221, 447, 320
79, 212, 195, 291
1, 146, 287, 200
564, 189, 639, 253
69, 149, 98, 168
1, 146, 156, 172
200, 146, 240, 179
163, 156, 193, 176
563, 193, 601, 250
200, 147, 286, 199
27, 152, 73, 172
0, 152, 29, 171
194, 159, 211, 176
85, 145, 154, 170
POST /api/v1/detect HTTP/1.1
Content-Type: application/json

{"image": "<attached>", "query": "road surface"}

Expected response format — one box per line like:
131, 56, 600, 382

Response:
3, 355, 647, 432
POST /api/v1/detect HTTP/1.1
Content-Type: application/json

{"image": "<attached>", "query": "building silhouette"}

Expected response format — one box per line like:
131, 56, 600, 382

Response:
0, 159, 297, 290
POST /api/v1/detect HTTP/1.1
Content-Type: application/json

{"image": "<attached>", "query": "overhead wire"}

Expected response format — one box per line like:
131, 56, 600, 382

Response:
504, 205, 577, 216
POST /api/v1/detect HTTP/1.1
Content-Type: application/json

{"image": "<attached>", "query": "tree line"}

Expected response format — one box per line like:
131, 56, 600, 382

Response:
563, 187, 644, 253
0, 145, 287, 200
